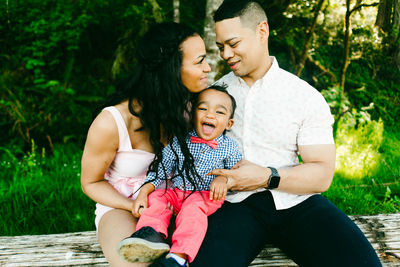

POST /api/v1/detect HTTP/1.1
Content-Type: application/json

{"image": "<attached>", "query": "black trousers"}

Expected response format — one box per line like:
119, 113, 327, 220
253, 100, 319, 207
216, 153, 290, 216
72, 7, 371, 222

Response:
191, 191, 382, 267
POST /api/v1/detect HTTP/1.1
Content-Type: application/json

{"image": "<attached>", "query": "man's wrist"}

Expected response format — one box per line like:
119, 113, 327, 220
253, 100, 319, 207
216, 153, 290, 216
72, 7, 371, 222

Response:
266, 167, 281, 189
263, 167, 271, 188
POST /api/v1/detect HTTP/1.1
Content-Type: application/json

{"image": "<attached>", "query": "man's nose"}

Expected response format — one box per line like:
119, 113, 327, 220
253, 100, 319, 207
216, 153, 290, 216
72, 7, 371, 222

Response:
222, 47, 234, 60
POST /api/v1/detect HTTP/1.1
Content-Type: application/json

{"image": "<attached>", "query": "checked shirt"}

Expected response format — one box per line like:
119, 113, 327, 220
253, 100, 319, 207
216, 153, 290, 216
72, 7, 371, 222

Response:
146, 130, 243, 191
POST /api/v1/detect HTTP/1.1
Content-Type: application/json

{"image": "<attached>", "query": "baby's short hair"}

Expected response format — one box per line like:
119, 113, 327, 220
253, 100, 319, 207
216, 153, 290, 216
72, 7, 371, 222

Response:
194, 83, 237, 119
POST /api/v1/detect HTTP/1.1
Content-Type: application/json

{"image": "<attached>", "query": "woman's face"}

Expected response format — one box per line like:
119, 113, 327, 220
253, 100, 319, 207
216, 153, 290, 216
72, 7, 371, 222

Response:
180, 35, 211, 93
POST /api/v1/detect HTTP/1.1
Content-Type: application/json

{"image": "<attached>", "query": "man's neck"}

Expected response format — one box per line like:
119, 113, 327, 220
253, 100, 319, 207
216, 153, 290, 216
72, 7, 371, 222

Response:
242, 55, 272, 87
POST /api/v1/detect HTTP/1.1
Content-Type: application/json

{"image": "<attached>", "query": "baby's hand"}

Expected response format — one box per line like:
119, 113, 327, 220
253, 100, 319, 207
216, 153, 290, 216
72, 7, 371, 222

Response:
209, 176, 228, 201
132, 195, 148, 218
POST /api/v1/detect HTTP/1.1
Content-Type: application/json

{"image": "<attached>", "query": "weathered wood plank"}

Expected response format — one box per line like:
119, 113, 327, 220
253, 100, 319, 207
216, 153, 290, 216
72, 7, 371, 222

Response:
1, 214, 400, 266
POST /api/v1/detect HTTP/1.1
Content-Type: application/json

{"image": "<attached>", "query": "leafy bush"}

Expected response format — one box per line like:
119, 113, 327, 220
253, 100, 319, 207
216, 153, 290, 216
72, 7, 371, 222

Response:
0, 0, 169, 150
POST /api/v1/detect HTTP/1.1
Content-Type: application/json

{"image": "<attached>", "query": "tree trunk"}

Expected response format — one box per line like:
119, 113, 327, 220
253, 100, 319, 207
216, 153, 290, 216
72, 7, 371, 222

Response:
340, 0, 352, 91
375, 0, 400, 70
340, 1, 380, 91
173, 0, 180, 23
204, 0, 224, 83
112, 0, 164, 77
395, 1, 400, 70
375, 0, 392, 30
295, 0, 326, 76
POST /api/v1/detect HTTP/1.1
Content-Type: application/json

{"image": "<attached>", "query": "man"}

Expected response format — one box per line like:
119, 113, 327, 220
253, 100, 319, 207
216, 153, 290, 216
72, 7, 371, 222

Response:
191, 1, 382, 266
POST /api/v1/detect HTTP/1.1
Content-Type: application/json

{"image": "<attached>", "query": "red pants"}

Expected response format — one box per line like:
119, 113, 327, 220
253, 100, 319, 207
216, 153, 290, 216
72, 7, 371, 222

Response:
136, 188, 223, 262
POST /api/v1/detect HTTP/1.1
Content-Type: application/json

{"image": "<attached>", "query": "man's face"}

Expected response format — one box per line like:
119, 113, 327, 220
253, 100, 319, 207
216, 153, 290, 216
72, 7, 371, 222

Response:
194, 89, 234, 141
216, 17, 266, 82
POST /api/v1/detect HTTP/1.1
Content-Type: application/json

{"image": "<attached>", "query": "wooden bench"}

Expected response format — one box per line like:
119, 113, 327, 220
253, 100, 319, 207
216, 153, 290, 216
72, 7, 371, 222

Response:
1, 214, 400, 266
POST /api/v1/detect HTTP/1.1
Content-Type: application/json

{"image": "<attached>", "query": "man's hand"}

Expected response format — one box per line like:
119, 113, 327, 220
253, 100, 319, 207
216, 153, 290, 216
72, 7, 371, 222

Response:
209, 176, 228, 201
208, 159, 270, 191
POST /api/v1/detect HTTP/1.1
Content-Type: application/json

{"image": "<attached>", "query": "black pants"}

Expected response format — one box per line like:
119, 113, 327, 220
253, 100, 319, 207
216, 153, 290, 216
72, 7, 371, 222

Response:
191, 191, 382, 267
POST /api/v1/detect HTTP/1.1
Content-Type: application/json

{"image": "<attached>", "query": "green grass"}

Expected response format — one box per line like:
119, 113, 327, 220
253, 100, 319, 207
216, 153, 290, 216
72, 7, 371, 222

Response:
0, 141, 95, 236
1, 119, 399, 235
323, 119, 400, 214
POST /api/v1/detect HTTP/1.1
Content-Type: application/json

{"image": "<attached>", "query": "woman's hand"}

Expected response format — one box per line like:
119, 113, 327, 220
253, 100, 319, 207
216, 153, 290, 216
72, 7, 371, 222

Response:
209, 176, 228, 201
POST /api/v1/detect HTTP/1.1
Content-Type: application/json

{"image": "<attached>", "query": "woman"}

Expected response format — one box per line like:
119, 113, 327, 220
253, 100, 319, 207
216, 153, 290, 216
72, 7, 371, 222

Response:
81, 22, 211, 267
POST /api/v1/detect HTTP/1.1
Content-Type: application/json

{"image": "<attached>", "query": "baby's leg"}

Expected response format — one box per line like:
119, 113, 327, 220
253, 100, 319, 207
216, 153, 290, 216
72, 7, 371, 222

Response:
136, 189, 175, 237
171, 191, 223, 262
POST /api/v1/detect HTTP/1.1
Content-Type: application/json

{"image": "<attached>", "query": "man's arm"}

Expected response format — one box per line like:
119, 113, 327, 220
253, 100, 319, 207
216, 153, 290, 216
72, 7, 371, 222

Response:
278, 144, 335, 194
208, 144, 335, 194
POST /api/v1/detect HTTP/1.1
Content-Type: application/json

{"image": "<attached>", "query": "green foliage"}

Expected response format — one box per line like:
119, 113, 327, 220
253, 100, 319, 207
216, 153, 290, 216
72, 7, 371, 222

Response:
0, 142, 94, 235
323, 119, 400, 215
345, 56, 400, 127
0, 0, 171, 149
335, 117, 383, 179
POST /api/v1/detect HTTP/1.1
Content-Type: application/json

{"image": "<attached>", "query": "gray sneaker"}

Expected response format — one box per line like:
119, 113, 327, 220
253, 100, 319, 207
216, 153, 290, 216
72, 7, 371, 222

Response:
117, 226, 170, 263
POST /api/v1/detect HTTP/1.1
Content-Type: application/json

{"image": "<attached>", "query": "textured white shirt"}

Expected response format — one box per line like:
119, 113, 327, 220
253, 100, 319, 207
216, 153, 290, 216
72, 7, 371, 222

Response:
217, 57, 334, 209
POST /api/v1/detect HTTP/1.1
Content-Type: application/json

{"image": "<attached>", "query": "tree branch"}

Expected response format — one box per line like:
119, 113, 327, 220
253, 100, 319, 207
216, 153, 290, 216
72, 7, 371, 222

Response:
350, 2, 379, 15
307, 54, 337, 81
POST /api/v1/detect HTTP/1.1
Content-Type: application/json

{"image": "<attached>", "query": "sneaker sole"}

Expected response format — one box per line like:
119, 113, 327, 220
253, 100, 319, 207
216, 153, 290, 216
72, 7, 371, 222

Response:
117, 237, 170, 263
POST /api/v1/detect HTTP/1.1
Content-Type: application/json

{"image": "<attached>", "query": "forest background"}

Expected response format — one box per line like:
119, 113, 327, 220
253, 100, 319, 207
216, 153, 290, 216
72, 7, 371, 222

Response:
0, 0, 399, 236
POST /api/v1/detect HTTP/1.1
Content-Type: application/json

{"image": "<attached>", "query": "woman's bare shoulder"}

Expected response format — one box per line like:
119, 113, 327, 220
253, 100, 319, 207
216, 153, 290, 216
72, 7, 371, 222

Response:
86, 109, 119, 147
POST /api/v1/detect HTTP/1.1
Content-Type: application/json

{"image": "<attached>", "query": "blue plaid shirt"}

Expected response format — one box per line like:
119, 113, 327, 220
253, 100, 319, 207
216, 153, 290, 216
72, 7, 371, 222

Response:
146, 130, 243, 191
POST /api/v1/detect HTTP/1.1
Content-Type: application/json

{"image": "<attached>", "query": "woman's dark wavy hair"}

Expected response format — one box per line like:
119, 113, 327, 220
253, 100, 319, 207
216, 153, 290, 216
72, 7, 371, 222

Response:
102, 22, 206, 193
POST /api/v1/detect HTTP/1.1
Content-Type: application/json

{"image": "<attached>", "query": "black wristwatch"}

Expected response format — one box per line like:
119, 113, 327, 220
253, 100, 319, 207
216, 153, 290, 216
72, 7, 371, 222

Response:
267, 167, 280, 189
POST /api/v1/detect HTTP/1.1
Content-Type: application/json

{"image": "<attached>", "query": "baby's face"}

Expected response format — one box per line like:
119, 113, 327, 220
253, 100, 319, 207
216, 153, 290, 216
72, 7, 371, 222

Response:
194, 89, 234, 141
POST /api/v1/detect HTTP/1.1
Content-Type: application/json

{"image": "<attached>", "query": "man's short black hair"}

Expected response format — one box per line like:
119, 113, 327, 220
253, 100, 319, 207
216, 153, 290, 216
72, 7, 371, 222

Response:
213, 0, 267, 29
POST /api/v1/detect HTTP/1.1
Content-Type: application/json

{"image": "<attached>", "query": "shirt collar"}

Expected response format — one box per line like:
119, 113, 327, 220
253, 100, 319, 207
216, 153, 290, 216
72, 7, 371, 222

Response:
235, 56, 279, 89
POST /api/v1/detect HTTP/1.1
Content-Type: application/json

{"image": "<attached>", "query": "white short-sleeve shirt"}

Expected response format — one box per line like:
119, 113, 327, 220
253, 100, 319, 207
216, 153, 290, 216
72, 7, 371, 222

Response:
217, 57, 334, 210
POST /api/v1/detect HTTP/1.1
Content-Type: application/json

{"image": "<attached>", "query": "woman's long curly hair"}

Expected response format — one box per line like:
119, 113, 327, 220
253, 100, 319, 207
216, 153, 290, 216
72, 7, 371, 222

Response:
103, 22, 205, 194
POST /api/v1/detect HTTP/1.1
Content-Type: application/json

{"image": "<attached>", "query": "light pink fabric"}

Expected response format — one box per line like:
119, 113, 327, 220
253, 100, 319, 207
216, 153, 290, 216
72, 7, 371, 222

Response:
136, 189, 223, 262
94, 106, 155, 229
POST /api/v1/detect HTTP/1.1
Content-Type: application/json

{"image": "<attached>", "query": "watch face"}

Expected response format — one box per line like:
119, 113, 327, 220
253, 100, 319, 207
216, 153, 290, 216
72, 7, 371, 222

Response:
268, 167, 280, 189
268, 175, 280, 189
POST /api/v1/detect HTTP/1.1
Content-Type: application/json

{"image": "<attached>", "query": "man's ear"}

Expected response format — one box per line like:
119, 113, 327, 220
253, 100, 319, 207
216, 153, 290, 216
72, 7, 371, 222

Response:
226, 119, 234, 130
257, 21, 269, 44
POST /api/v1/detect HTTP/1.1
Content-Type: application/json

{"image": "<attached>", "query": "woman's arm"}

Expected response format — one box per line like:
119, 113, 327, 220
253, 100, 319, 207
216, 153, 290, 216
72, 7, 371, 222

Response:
80, 110, 134, 212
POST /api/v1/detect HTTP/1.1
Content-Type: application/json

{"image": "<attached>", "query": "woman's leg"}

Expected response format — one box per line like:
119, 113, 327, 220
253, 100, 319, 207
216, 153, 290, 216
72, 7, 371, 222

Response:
97, 208, 149, 267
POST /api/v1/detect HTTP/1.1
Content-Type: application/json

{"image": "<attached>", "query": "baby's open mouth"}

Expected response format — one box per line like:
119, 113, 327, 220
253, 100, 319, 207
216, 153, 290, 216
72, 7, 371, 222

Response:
202, 122, 215, 135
